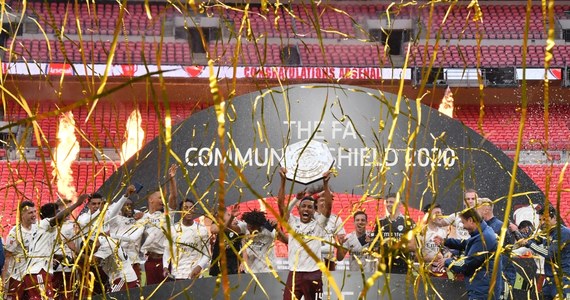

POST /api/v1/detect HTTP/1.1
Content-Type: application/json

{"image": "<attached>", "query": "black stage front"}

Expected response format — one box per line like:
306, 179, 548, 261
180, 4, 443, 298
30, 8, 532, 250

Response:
98, 259, 540, 300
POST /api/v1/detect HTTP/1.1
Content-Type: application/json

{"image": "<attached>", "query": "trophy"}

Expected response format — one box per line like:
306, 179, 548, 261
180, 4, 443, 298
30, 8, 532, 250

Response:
281, 139, 335, 185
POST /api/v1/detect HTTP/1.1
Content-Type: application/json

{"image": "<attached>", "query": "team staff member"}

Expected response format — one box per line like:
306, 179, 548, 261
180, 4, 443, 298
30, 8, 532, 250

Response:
140, 164, 179, 285
521, 205, 570, 300
434, 208, 504, 300
278, 168, 332, 300
372, 193, 415, 273
209, 204, 247, 276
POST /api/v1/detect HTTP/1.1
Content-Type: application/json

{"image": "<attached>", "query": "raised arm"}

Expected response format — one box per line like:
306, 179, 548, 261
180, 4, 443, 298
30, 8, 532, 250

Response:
321, 171, 332, 218
287, 189, 306, 212
168, 164, 178, 211
106, 185, 137, 220
50, 194, 89, 227
277, 167, 289, 222
442, 236, 467, 251
275, 225, 288, 244
111, 225, 144, 243
335, 235, 349, 261
226, 205, 245, 233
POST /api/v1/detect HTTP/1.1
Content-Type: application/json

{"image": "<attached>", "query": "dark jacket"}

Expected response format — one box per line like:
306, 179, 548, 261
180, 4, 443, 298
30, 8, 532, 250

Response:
527, 224, 570, 278
209, 228, 242, 276
444, 221, 503, 300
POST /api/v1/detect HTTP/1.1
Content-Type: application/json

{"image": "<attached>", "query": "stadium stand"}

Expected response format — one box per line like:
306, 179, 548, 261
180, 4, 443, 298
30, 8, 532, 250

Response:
520, 164, 570, 220
455, 105, 570, 150
5, 1, 570, 68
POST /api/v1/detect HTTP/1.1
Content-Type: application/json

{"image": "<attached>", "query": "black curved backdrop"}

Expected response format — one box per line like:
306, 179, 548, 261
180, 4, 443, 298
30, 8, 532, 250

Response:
98, 84, 543, 219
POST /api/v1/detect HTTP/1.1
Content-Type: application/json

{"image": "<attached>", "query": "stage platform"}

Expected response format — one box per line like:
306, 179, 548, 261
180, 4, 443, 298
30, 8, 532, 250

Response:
97, 261, 540, 300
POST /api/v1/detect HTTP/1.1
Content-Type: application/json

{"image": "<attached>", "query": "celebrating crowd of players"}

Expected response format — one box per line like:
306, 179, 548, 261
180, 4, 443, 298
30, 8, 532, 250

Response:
1, 165, 569, 300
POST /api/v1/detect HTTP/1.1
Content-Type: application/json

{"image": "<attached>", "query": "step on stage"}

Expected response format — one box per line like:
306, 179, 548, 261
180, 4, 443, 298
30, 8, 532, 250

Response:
100, 258, 539, 300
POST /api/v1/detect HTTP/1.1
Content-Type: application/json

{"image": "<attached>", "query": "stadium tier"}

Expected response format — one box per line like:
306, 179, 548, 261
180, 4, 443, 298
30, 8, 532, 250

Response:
6, 39, 194, 65
4, 1, 570, 68
3, 101, 568, 153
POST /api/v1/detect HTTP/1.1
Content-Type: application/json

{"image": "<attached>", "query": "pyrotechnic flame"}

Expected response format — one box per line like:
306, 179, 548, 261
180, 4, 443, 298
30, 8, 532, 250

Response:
51, 112, 80, 201
120, 109, 145, 164
438, 86, 454, 118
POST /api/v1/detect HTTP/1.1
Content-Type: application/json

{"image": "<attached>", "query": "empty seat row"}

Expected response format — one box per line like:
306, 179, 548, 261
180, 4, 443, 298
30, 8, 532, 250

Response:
299, 43, 388, 67
410, 44, 570, 68
9, 1, 570, 42
21, 1, 175, 36
422, 4, 570, 39
5, 39, 194, 65
9, 37, 570, 68
520, 164, 570, 220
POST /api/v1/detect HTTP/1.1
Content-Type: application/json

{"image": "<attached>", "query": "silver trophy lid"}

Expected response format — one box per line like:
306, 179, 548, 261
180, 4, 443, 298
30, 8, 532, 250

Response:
281, 139, 335, 185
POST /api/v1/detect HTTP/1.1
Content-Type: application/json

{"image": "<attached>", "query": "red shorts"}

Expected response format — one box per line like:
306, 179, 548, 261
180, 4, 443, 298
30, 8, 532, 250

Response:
324, 259, 336, 271
23, 270, 54, 300
284, 270, 323, 300
5, 278, 25, 300
132, 263, 141, 281
110, 277, 140, 292
144, 255, 166, 285
52, 271, 74, 300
